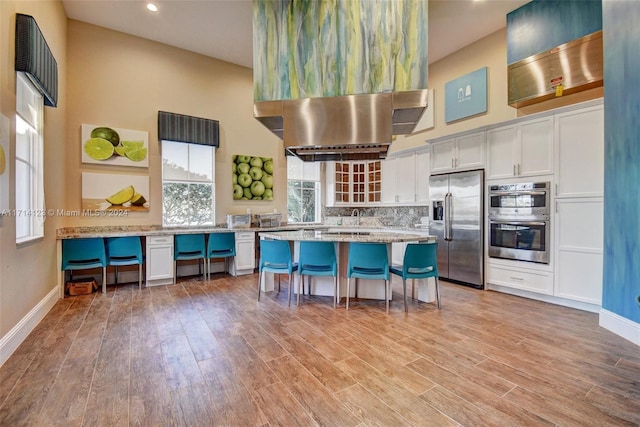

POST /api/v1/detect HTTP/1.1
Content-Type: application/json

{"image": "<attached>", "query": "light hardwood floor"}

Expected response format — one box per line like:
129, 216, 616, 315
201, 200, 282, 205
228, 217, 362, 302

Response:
1, 273, 639, 426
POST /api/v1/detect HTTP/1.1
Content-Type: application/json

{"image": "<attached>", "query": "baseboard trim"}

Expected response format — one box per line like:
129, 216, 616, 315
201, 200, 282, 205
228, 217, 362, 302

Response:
599, 309, 640, 346
0, 286, 58, 367
485, 284, 601, 313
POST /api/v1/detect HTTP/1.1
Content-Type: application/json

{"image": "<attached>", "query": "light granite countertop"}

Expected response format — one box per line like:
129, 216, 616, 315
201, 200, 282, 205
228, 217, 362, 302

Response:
55, 224, 325, 239
259, 229, 435, 243
56, 224, 430, 239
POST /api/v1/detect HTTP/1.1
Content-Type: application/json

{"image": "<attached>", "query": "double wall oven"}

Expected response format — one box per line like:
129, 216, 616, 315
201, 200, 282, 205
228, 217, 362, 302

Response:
488, 182, 550, 264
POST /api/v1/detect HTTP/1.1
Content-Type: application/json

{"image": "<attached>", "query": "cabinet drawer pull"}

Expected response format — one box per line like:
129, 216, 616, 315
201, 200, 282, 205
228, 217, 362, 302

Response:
150, 238, 171, 244
509, 276, 524, 281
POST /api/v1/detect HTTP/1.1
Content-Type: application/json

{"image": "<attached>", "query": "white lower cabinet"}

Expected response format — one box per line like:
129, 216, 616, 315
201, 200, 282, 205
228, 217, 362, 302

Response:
554, 198, 603, 305
146, 235, 174, 286
391, 242, 406, 266
230, 232, 255, 276
487, 263, 554, 295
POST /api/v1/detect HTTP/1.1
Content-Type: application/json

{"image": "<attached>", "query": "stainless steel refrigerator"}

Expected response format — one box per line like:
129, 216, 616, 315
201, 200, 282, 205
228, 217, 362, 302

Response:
429, 170, 484, 288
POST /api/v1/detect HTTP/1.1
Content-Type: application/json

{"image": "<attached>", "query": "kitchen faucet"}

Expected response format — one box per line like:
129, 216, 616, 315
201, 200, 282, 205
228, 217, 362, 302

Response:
351, 208, 360, 226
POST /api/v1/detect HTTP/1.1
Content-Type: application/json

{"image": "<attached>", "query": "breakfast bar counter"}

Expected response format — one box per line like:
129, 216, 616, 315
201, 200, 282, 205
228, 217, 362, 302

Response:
258, 229, 434, 243
258, 229, 437, 305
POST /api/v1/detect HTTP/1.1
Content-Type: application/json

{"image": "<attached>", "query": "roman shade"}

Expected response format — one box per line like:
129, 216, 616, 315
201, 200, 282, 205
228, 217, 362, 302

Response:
158, 111, 219, 147
15, 14, 58, 108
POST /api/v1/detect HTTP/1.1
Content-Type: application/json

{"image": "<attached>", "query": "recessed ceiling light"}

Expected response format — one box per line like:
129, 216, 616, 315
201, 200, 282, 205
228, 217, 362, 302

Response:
146, 3, 158, 12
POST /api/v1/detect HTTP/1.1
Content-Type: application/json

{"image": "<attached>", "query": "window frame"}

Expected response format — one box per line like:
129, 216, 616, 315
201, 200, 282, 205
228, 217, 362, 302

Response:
161, 140, 216, 227
15, 72, 45, 244
286, 156, 321, 224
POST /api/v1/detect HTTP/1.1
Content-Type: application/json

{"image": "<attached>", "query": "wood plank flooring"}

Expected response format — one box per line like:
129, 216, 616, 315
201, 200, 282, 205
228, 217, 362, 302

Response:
1, 273, 639, 426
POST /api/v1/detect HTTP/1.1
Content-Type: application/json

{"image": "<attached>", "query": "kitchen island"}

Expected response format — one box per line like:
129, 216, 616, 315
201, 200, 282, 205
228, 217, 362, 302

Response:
258, 229, 437, 306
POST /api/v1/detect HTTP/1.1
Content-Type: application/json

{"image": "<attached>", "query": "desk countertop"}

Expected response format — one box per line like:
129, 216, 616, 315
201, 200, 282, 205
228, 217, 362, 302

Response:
55, 224, 322, 239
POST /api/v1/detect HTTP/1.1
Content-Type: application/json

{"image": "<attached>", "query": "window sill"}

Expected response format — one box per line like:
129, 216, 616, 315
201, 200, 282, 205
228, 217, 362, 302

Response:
17, 234, 45, 247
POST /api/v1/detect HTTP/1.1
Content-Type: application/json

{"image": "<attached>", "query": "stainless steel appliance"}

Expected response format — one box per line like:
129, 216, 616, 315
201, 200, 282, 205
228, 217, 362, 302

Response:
429, 170, 484, 289
489, 182, 550, 218
488, 181, 551, 264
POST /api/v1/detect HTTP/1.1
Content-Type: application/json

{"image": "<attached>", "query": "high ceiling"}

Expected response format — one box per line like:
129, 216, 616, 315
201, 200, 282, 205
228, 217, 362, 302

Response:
62, 0, 529, 69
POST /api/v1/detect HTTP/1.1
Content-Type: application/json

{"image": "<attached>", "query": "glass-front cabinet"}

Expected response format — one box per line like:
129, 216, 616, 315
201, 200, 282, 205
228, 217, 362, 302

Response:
331, 160, 381, 205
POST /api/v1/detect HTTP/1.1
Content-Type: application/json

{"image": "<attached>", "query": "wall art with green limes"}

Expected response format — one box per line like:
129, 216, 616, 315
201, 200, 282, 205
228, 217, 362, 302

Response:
82, 172, 149, 212
232, 155, 274, 201
81, 124, 149, 168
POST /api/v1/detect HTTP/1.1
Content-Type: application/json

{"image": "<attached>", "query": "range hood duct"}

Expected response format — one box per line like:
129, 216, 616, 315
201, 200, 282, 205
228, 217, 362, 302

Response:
508, 31, 603, 108
254, 89, 429, 161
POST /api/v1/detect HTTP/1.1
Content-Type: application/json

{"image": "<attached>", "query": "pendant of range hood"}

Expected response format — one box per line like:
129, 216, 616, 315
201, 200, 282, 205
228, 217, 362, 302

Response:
253, 89, 429, 161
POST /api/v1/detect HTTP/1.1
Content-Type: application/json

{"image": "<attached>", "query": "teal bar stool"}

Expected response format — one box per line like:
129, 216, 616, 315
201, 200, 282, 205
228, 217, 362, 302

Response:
174, 234, 206, 283
346, 242, 390, 313
61, 238, 107, 293
298, 241, 338, 307
258, 239, 298, 305
390, 242, 441, 312
106, 236, 144, 290
206, 232, 236, 279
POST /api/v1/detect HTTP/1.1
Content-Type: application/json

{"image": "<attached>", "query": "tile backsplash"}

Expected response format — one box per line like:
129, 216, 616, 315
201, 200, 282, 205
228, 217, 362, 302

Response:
323, 206, 430, 229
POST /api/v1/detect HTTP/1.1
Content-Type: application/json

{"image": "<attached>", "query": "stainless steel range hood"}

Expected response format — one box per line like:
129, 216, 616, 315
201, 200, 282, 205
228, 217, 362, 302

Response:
254, 89, 429, 161
508, 31, 603, 108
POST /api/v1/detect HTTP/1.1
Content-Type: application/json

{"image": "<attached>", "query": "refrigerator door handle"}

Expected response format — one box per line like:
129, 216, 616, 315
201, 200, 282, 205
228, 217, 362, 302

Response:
445, 192, 453, 241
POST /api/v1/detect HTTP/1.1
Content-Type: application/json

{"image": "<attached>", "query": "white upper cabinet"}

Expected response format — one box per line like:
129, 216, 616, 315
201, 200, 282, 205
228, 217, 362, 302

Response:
414, 149, 430, 203
554, 104, 604, 198
430, 131, 485, 174
325, 161, 336, 207
487, 116, 553, 180
380, 157, 397, 204
396, 152, 418, 203
430, 137, 456, 172
381, 148, 430, 205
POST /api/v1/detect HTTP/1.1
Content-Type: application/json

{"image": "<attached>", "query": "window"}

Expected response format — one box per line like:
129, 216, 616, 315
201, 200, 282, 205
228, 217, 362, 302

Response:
161, 140, 215, 226
15, 73, 44, 243
287, 156, 321, 223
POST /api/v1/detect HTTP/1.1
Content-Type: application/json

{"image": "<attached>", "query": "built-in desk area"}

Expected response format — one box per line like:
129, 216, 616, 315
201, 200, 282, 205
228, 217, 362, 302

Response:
55, 224, 319, 298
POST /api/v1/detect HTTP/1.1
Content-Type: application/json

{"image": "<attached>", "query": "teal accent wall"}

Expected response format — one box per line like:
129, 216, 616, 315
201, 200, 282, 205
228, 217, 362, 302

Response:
507, 0, 602, 64
252, 0, 428, 101
602, 0, 640, 323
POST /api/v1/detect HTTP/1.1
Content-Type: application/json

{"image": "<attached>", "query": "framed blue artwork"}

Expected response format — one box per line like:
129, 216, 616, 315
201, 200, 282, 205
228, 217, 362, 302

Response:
445, 67, 488, 123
